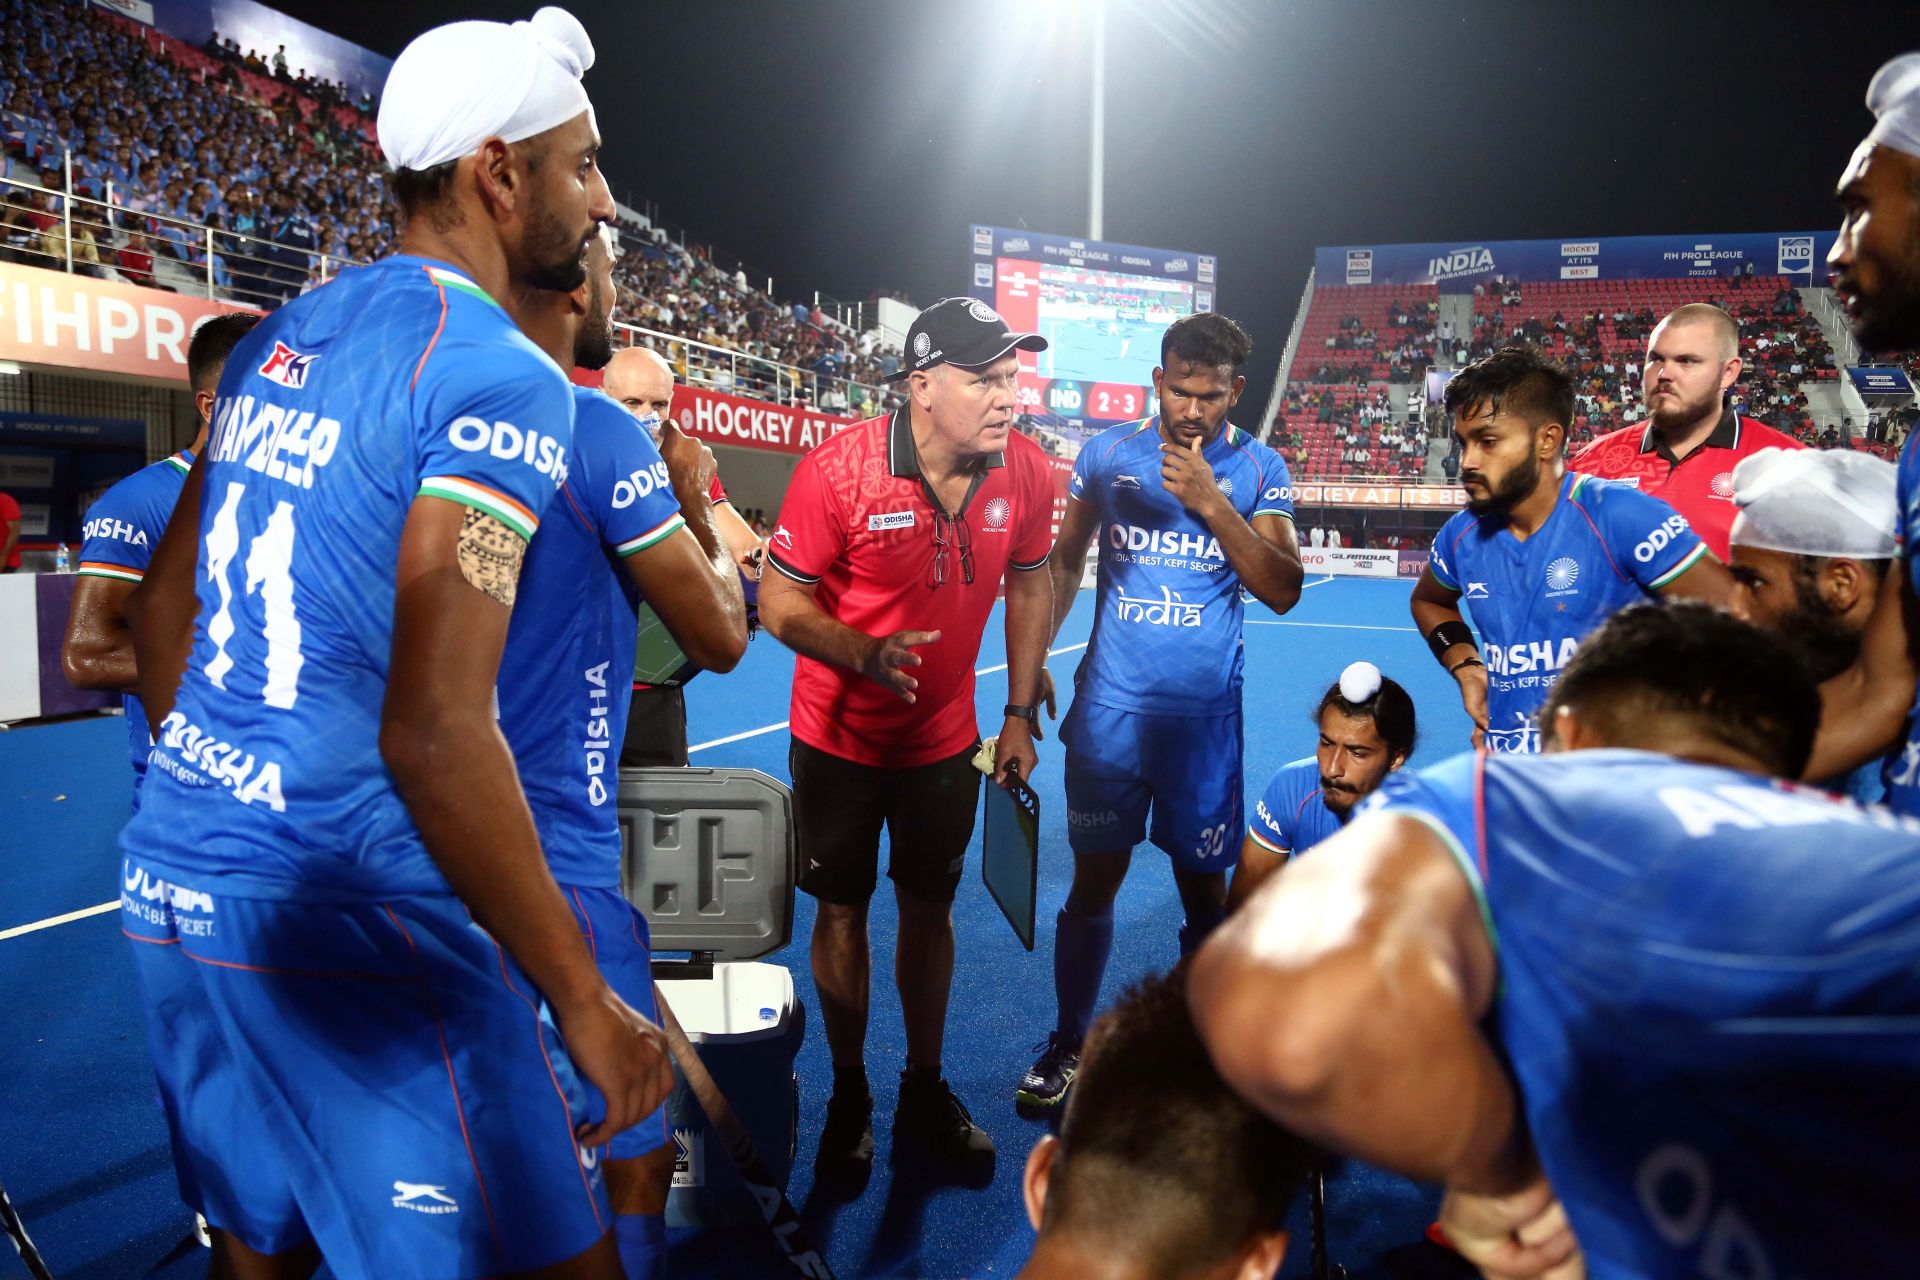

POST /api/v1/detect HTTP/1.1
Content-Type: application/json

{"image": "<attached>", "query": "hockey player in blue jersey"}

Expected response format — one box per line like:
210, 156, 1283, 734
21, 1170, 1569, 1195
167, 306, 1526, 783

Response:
500, 226, 747, 1280
1410, 346, 1731, 753
1192, 602, 1920, 1279
1015, 313, 1304, 1112
63, 311, 258, 809
116, 12, 675, 1279
1226, 661, 1416, 911
1800, 55, 1920, 817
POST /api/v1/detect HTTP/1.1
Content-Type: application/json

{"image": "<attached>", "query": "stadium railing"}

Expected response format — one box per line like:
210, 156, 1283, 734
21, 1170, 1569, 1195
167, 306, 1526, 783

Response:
1, 165, 894, 415
1, 169, 354, 314
610, 318, 893, 416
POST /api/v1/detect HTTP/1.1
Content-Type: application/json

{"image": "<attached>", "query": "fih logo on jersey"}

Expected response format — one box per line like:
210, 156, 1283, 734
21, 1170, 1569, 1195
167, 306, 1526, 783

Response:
1709, 472, 1735, 500
257, 341, 317, 389
982, 496, 1011, 530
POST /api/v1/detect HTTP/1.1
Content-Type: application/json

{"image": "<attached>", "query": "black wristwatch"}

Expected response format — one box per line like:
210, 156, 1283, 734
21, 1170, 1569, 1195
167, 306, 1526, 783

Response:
1003, 704, 1037, 722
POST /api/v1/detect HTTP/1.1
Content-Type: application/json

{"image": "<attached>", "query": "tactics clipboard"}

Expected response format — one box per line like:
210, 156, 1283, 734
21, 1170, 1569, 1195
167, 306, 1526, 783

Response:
982, 762, 1040, 951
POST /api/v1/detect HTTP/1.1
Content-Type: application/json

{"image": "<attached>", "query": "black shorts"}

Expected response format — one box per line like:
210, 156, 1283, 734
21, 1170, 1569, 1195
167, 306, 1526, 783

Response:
790, 738, 981, 906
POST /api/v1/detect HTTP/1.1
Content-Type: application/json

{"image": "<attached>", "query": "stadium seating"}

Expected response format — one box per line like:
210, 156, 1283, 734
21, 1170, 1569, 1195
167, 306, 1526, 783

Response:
0, 0, 901, 405
1274, 275, 1863, 478
1270, 383, 1429, 480
1461, 275, 1833, 446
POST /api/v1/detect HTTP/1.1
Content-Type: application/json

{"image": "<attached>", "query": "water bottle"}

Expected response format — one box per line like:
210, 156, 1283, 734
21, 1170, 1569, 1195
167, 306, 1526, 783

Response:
54, 543, 71, 573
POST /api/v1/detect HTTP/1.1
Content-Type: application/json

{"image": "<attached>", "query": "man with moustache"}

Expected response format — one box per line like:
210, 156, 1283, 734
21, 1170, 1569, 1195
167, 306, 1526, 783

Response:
1226, 661, 1416, 911
1801, 54, 1920, 816
1409, 347, 1732, 753
1573, 304, 1804, 562
1016, 312, 1303, 1115
115, 12, 674, 1277
500, 226, 748, 1278
1724, 447, 1896, 803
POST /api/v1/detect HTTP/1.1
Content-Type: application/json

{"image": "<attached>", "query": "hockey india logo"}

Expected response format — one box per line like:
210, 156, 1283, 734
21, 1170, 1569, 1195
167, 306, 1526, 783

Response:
913, 332, 931, 358
1710, 472, 1735, 499
1217, 477, 1234, 498
984, 496, 1011, 528
968, 301, 1000, 324
1545, 557, 1579, 591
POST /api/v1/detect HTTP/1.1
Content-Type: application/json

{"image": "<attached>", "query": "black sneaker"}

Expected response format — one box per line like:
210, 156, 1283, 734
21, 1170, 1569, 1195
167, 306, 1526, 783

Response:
894, 1070, 995, 1177
814, 1087, 874, 1180
1014, 1033, 1082, 1111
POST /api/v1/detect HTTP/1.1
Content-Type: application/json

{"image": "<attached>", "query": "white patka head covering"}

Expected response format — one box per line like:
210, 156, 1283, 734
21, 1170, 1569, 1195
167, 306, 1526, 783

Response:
378, 7, 595, 172
1729, 447, 1899, 560
1866, 52, 1920, 160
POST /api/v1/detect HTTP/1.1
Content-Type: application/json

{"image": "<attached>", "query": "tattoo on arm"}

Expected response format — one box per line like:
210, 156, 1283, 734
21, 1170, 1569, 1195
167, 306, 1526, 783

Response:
456, 507, 526, 607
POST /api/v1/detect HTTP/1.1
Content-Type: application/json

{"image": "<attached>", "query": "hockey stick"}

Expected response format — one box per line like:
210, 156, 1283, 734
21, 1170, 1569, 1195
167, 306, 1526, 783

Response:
0, 1173, 55, 1280
651, 984, 834, 1280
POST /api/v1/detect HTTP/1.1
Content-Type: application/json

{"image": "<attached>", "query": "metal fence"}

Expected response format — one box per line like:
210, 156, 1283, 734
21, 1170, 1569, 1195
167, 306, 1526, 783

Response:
611, 319, 896, 418
1, 162, 896, 412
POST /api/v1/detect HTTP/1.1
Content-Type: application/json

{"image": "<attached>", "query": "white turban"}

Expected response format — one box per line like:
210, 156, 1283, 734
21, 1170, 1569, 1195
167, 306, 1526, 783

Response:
1729, 447, 1898, 560
378, 7, 595, 172
1866, 52, 1920, 161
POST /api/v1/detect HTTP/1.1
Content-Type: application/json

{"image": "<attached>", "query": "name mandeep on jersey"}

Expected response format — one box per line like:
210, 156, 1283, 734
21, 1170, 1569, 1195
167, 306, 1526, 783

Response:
122, 257, 575, 900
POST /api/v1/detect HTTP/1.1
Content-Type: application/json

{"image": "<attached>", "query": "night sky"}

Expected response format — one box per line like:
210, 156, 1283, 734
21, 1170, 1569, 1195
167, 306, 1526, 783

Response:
273, 0, 1913, 414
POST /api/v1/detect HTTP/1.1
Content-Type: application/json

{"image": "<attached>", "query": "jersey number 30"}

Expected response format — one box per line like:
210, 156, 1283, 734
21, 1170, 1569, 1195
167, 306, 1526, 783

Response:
203, 480, 303, 708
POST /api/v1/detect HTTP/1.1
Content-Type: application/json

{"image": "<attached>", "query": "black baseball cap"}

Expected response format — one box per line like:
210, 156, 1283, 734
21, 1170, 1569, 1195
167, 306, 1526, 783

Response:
885, 297, 1047, 382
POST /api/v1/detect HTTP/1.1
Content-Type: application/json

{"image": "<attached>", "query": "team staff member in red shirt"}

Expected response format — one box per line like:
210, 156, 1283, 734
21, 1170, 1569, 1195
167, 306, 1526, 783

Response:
0, 488, 20, 572
1572, 303, 1802, 560
761, 298, 1055, 1182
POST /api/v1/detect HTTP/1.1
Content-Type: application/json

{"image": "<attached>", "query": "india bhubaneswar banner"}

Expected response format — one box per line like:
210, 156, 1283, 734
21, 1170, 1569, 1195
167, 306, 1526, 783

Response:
0, 262, 257, 383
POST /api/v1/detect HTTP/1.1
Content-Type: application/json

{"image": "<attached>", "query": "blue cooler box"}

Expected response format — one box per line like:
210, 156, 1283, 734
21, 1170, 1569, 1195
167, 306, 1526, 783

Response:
657, 962, 804, 1227
618, 767, 802, 1229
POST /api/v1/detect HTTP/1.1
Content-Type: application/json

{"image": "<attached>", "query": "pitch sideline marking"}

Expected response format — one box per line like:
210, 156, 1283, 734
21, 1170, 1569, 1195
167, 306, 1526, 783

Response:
4, 643, 1097, 941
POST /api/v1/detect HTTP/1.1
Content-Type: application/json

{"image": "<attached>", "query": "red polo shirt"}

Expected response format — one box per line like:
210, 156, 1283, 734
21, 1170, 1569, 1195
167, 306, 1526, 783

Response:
1571, 408, 1804, 561
768, 407, 1053, 767
0, 489, 19, 569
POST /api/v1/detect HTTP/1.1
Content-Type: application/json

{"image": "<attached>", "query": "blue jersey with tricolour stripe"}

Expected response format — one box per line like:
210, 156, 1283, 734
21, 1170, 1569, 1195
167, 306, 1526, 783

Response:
1367, 749, 1920, 1278
76, 447, 192, 788
1427, 472, 1705, 753
497, 386, 686, 889
121, 255, 575, 900
1247, 757, 1345, 856
1885, 435, 1920, 815
1070, 417, 1294, 717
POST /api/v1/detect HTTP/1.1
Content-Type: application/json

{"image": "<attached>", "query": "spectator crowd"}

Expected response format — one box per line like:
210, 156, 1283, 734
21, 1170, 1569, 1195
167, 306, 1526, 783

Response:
0, 0, 902, 408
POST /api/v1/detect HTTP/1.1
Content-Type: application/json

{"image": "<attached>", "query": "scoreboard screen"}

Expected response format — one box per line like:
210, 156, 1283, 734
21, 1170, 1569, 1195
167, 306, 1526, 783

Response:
968, 225, 1217, 430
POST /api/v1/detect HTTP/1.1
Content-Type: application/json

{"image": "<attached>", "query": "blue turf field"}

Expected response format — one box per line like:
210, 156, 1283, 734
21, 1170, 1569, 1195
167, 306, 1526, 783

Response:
0, 577, 1480, 1279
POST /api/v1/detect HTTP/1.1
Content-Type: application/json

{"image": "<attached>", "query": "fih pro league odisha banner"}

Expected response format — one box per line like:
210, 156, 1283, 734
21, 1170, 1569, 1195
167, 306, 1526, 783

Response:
1318, 231, 1840, 290
968, 225, 1218, 430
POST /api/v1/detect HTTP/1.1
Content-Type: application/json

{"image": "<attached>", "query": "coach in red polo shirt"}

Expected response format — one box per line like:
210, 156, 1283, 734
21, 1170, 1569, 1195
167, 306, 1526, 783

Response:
1572, 302, 1803, 560
761, 297, 1055, 1182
